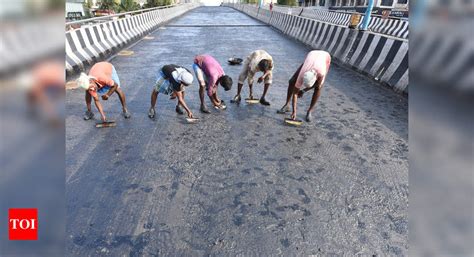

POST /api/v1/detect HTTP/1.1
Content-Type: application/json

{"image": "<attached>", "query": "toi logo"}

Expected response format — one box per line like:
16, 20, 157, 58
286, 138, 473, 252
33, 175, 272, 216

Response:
9, 208, 38, 240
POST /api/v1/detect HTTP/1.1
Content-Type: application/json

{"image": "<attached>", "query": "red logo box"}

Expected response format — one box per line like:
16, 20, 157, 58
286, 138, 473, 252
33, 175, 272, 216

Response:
9, 208, 38, 240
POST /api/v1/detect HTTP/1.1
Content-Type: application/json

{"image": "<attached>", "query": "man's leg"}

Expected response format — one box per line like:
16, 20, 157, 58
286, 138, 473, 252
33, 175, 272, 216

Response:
115, 88, 131, 118
150, 89, 158, 109
306, 79, 323, 122
199, 86, 211, 113
248, 83, 254, 99
199, 86, 205, 107
176, 91, 184, 115
232, 63, 249, 103
148, 89, 158, 118
85, 90, 92, 112
84, 90, 94, 120
260, 83, 271, 105
193, 64, 210, 113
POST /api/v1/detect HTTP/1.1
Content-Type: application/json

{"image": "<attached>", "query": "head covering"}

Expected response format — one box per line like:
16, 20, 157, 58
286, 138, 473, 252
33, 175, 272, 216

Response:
173, 68, 193, 86
76, 73, 92, 90
303, 70, 317, 88
180, 71, 193, 86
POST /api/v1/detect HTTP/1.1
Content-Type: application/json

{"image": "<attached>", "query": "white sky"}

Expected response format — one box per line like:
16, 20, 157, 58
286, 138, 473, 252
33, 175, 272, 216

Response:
198, 0, 224, 6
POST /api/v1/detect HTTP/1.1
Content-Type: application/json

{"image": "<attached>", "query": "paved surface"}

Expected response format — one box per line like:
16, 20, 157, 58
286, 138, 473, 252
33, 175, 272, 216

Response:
66, 7, 408, 256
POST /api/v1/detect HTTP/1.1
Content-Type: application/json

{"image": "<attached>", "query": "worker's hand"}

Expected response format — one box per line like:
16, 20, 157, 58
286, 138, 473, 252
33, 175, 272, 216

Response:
297, 90, 304, 98
257, 77, 264, 83
187, 112, 194, 119
290, 112, 296, 120
212, 98, 221, 107
101, 94, 109, 101
101, 115, 107, 122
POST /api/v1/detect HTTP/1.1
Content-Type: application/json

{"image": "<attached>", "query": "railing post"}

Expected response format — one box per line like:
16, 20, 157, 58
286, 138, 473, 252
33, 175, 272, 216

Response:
360, 0, 374, 31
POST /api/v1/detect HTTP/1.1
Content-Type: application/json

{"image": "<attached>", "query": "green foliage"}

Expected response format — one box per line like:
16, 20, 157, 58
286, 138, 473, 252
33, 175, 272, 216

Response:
277, 0, 298, 6
119, 0, 140, 12
83, 0, 93, 18
84, 0, 92, 9
99, 0, 117, 11
48, 0, 64, 10
144, 0, 174, 7
242, 0, 258, 3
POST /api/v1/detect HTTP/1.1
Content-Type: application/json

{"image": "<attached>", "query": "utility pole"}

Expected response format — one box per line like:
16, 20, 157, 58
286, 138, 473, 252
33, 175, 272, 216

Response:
360, 0, 374, 31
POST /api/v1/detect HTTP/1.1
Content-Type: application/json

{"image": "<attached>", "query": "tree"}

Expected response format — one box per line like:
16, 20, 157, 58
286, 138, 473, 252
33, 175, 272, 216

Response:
277, 0, 298, 5
99, 0, 117, 11
48, 0, 64, 10
83, 0, 93, 18
119, 0, 140, 11
145, 0, 173, 8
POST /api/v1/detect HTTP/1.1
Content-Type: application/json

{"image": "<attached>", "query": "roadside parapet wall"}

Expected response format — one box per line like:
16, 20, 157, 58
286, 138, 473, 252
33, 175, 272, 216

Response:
227, 4, 408, 94
65, 3, 199, 74
249, 4, 408, 39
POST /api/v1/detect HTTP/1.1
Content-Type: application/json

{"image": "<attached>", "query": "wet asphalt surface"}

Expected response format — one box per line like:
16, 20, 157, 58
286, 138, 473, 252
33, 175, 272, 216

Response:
66, 7, 408, 256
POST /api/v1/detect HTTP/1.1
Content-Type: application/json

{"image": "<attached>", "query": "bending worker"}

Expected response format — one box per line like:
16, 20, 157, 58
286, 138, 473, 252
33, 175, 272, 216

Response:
231, 50, 274, 106
77, 61, 131, 122
148, 64, 195, 120
193, 54, 233, 113
277, 50, 331, 122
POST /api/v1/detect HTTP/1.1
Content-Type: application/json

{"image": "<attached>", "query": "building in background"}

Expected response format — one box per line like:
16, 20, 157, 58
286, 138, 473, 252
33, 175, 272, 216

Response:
66, 0, 85, 20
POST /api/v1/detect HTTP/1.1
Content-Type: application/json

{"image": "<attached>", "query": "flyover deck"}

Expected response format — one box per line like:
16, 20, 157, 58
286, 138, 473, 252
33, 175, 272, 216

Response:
66, 7, 408, 256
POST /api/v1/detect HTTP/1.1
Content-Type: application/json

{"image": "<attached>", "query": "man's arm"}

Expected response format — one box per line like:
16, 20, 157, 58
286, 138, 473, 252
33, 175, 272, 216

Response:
102, 82, 118, 100
291, 88, 298, 120
93, 95, 107, 121
259, 60, 273, 82
207, 82, 214, 99
207, 78, 220, 106
298, 76, 324, 98
257, 69, 271, 83
298, 86, 314, 98
210, 93, 221, 106
176, 90, 193, 118
209, 93, 220, 106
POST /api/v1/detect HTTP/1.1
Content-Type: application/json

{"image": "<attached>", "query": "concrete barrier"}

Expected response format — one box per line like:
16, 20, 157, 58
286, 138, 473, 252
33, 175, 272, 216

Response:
65, 4, 198, 73
237, 4, 408, 40
226, 3, 408, 93
410, 23, 472, 92
300, 8, 352, 27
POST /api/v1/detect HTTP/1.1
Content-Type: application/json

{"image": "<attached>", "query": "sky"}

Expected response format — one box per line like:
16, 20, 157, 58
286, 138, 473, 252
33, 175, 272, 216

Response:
199, 0, 224, 6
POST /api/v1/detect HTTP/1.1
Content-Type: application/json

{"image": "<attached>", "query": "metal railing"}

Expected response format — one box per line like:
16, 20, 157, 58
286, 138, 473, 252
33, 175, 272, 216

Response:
65, 4, 182, 27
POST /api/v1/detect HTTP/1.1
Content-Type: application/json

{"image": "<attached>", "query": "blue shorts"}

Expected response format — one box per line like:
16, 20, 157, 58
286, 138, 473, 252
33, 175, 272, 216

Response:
97, 65, 121, 95
154, 71, 173, 95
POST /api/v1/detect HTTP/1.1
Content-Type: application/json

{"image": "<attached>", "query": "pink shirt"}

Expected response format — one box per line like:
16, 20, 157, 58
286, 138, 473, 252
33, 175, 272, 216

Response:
88, 62, 115, 97
295, 51, 331, 89
194, 55, 224, 96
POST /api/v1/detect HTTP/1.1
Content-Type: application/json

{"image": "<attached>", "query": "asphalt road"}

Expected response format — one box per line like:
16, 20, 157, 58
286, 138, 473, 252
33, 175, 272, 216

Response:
66, 6, 408, 256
